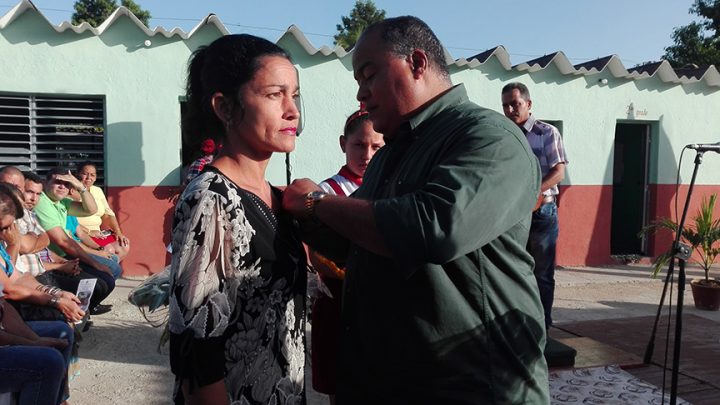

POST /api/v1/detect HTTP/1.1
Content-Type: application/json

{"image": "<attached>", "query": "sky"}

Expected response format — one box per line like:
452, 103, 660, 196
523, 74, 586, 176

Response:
1, 0, 699, 67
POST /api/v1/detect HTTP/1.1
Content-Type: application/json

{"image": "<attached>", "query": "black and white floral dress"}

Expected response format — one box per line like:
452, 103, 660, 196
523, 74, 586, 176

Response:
168, 167, 307, 405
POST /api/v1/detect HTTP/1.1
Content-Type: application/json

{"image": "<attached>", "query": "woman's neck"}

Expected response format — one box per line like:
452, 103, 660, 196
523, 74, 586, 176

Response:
211, 152, 273, 205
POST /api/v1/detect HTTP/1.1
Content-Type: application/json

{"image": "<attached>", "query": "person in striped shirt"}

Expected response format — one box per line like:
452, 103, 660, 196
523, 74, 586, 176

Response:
501, 82, 569, 329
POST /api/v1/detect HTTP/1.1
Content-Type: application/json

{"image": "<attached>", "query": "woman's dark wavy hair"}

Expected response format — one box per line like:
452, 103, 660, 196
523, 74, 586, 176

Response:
0, 182, 24, 220
77, 161, 97, 172
183, 34, 292, 153
364, 16, 449, 80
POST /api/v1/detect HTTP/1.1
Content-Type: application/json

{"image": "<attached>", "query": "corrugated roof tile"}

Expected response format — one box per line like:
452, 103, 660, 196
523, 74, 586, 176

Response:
0, 0, 227, 38
2, 0, 719, 88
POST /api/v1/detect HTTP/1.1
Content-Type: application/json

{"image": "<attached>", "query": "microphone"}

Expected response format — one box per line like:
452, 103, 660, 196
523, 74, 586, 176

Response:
687, 142, 720, 153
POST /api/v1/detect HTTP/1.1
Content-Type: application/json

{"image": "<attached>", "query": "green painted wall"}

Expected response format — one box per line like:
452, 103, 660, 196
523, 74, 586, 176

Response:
1, 8, 223, 186
3, 6, 720, 189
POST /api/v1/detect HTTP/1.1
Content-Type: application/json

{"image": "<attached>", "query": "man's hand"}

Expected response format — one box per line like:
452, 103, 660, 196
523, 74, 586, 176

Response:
55, 259, 81, 276
55, 171, 84, 191
56, 297, 85, 322
282, 179, 322, 218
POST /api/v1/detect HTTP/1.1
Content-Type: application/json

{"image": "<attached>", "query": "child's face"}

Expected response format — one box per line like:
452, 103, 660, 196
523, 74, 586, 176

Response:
341, 120, 385, 177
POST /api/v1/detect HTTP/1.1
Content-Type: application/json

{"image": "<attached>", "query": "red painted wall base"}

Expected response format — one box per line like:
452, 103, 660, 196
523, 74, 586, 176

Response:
106, 186, 178, 277
557, 184, 720, 266
108, 184, 720, 276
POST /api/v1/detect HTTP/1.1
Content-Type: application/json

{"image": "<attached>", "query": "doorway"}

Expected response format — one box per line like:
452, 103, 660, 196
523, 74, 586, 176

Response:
610, 123, 650, 255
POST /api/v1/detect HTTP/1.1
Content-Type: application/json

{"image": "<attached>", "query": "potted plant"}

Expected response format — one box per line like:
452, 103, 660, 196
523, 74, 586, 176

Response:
639, 193, 720, 310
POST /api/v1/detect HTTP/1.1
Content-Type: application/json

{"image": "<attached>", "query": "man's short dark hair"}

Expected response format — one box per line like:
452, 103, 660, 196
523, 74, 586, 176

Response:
23, 170, 43, 185
45, 167, 69, 182
502, 82, 531, 100
364, 16, 450, 80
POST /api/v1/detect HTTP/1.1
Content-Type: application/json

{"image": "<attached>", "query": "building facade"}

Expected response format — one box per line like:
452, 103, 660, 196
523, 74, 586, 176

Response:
2, 1, 719, 275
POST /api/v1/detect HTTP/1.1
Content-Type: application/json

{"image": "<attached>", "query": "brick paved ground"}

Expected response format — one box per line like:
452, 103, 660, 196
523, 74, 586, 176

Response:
555, 315, 720, 404
552, 264, 720, 405
67, 265, 720, 404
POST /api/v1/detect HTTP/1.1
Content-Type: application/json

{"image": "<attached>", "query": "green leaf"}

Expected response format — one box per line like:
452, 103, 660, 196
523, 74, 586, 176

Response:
640, 193, 720, 281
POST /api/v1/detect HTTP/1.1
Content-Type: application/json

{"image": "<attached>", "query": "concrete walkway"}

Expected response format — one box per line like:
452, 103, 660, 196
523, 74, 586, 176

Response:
554, 263, 720, 324
67, 264, 720, 404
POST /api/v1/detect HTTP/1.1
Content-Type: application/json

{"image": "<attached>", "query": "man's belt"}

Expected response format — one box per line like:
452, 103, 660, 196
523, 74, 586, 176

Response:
541, 195, 556, 205
532, 194, 557, 212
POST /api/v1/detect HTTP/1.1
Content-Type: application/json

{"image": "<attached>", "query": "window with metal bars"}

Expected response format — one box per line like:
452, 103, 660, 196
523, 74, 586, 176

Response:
0, 94, 105, 187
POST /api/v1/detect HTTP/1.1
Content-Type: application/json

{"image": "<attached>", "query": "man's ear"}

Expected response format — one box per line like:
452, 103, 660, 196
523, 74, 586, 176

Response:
339, 135, 347, 153
210, 92, 233, 125
409, 49, 429, 79
527, 99, 532, 110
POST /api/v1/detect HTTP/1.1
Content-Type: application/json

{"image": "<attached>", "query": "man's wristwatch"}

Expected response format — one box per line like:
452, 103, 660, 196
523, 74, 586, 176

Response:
304, 191, 327, 220
78, 186, 88, 193
49, 296, 60, 308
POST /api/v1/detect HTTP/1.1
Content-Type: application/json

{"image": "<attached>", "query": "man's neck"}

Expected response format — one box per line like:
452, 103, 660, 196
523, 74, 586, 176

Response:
43, 191, 60, 203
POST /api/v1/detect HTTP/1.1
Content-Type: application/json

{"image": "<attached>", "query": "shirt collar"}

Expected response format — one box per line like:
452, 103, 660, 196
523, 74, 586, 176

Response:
520, 114, 537, 134
407, 84, 467, 133
338, 165, 363, 186
387, 84, 468, 144
41, 191, 62, 206
521, 114, 537, 134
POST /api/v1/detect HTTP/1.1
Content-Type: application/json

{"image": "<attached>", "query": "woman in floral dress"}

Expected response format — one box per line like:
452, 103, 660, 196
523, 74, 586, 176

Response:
168, 34, 306, 405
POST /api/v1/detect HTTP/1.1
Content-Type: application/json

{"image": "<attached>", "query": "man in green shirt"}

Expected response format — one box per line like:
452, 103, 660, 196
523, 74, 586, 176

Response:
33, 167, 119, 314
284, 16, 549, 404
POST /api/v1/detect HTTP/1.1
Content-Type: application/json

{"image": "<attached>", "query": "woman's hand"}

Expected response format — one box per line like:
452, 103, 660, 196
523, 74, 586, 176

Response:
33, 337, 69, 350
95, 249, 115, 260
0, 222, 21, 247
59, 290, 81, 304
55, 297, 85, 322
116, 233, 130, 247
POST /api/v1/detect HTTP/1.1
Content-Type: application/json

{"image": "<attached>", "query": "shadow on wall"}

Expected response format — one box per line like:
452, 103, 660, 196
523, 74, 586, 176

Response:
105, 121, 181, 276
107, 121, 145, 185
1, 8, 86, 47
153, 169, 182, 266
105, 121, 142, 272
646, 119, 680, 258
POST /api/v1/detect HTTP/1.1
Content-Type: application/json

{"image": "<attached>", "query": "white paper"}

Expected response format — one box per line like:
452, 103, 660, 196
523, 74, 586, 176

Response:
76, 278, 97, 313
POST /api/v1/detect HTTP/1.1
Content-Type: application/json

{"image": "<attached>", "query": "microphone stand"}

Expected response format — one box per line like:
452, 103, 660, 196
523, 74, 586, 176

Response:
643, 150, 704, 404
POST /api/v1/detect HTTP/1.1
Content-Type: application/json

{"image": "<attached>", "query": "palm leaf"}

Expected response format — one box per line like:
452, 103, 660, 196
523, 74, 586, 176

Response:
639, 193, 720, 281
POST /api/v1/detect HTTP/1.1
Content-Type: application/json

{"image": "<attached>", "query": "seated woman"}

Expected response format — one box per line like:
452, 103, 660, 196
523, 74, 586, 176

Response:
68, 162, 129, 261
0, 183, 85, 323
0, 293, 72, 405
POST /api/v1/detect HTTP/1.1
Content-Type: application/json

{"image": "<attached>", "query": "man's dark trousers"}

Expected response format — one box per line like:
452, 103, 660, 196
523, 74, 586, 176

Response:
528, 201, 559, 328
